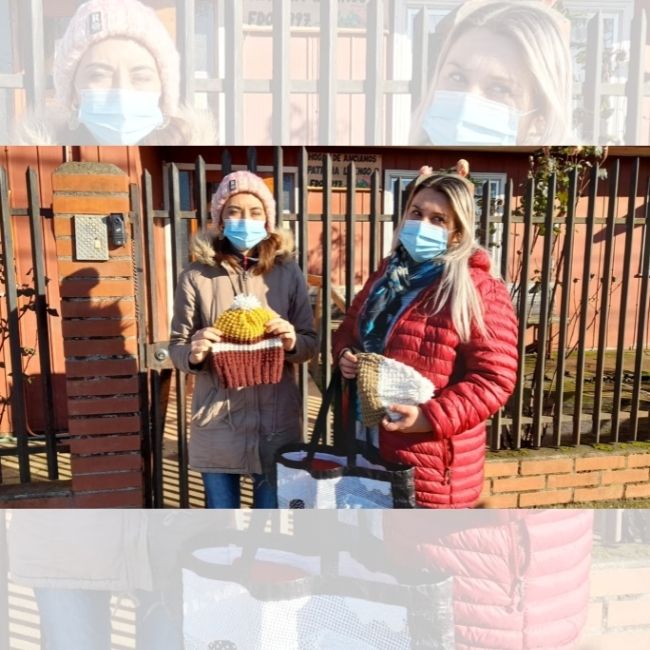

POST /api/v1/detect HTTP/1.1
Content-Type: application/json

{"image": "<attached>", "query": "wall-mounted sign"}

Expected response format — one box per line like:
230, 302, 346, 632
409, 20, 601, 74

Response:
243, 1, 370, 29
307, 152, 382, 188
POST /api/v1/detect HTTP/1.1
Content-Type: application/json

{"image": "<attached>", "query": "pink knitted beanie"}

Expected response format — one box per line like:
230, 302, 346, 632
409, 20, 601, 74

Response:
53, 0, 180, 116
210, 171, 277, 230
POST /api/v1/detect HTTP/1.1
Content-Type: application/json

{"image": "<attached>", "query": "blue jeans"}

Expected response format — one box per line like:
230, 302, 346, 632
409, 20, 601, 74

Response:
202, 472, 278, 508
35, 587, 182, 649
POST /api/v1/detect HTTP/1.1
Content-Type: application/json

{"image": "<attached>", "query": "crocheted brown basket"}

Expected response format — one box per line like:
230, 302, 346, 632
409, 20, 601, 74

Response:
210, 295, 284, 388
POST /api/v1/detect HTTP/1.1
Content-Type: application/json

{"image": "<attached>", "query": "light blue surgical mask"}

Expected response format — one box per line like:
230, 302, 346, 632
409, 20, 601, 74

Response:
422, 90, 522, 145
399, 219, 448, 263
224, 219, 268, 251
77, 88, 164, 144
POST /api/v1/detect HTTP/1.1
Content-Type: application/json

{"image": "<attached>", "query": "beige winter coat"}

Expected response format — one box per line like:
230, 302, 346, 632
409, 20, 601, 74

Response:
8, 511, 153, 591
169, 233, 317, 476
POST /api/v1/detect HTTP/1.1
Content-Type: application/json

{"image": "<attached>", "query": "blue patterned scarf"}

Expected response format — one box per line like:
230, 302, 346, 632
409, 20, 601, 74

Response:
359, 246, 444, 353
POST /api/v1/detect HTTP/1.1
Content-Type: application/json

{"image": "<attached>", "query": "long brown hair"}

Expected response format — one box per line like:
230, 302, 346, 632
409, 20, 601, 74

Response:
212, 231, 289, 275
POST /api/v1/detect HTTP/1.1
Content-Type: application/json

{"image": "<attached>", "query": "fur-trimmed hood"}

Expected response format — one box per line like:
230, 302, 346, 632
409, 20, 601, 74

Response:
12, 103, 218, 146
190, 228, 296, 267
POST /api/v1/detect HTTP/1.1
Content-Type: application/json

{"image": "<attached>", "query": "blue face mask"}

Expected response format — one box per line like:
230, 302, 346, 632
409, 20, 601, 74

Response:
422, 90, 521, 145
399, 220, 448, 263
77, 88, 164, 144
223, 219, 268, 251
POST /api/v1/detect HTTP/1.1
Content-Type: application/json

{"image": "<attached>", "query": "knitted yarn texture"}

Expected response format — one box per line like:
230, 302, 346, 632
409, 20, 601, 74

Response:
210, 295, 284, 388
356, 353, 435, 426
53, 0, 180, 116
210, 171, 277, 231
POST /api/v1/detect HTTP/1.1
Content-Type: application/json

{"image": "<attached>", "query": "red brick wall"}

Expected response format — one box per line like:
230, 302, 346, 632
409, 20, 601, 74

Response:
51, 162, 144, 508
482, 449, 650, 507
584, 562, 650, 649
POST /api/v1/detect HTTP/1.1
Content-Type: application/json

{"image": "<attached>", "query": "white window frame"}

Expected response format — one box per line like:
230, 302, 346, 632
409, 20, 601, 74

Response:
383, 169, 419, 215
384, 168, 508, 268
471, 172, 507, 272
383, 168, 421, 256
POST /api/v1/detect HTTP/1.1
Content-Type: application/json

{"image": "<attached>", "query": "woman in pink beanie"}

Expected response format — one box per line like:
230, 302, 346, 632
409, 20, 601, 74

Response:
169, 170, 317, 508
15, 0, 216, 145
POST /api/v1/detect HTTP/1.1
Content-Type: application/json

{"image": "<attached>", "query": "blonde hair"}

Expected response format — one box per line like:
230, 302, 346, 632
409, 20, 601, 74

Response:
392, 172, 493, 342
410, 0, 572, 145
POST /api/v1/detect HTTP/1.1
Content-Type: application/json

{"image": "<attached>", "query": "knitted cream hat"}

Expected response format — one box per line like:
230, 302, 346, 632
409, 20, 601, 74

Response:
53, 0, 180, 115
210, 171, 277, 231
356, 353, 435, 426
210, 294, 284, 388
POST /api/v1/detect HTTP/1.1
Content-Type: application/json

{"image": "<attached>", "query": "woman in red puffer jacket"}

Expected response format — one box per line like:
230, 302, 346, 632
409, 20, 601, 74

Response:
333, 169, 518, 508
377, 508, 594, 649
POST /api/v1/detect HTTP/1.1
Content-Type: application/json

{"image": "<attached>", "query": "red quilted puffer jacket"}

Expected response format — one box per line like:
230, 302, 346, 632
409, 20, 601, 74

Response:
333, 249, 519, 508
380, 509, 594, 649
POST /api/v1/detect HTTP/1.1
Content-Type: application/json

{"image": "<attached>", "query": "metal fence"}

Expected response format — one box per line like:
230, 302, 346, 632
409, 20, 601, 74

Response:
0, 167, 61, 485
135, 148, 650, 507
0, 150, 648, 498
489, 160, 650, 450
213, 2, 650, 144
0, 0, 648, 144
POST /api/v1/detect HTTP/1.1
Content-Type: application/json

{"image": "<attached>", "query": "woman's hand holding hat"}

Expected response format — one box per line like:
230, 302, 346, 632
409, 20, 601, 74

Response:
189, 327, 223, 365
382, 404, 432, 434
265, 317, 296, 352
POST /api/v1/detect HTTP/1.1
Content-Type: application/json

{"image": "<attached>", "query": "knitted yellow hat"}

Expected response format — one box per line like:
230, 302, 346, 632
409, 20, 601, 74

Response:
211, 294, 284, 388
214, 294, 276, 343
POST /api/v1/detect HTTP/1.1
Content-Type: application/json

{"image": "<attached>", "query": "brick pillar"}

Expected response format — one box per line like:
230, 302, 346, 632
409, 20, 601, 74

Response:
52, 162, 144, 507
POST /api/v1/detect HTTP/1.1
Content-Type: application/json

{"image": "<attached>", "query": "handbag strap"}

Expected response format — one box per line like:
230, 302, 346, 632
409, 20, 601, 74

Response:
307, 368, 358, 467
343, 379, 358, 467
306, 369, 342, 461
307, 370, 369, 467
343, 379, 379, 465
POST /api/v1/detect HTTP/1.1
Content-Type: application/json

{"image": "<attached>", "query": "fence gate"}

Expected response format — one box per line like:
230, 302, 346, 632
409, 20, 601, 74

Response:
0, 166, 62, 488
132, 165, 184, 509
134, 147, 394, 508
134, 150, 316, 508
134, 150, 650, 509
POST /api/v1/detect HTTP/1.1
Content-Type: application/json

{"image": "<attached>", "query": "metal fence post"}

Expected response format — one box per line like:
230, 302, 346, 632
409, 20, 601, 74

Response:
0, 168, 30, 482
592, 160, 619, 443
319, 2, 338, 144
272, 0, 290, 144
26, 167, 58, 478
